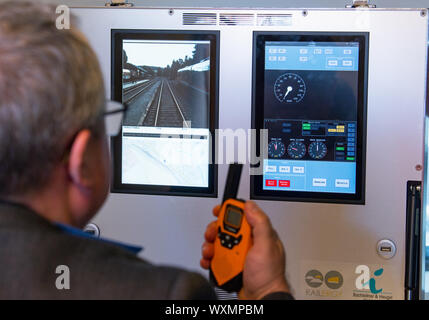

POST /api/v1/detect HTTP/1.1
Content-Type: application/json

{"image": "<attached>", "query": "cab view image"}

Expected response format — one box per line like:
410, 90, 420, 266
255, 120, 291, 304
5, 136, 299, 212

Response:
111, 30, 219, 196
122, 39, 210, 128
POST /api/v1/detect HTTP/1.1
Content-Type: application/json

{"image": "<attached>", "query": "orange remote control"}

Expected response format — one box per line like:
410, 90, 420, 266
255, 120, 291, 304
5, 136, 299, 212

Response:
210, 164, 252, 292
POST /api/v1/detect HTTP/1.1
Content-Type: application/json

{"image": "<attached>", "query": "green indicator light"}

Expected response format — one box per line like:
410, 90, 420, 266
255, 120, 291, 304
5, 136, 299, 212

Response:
336, 147, 345, 151
347, 157, 355, 161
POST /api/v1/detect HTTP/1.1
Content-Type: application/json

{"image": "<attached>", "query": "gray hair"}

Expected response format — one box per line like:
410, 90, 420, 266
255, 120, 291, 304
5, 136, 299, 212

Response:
0, 2, 105, 196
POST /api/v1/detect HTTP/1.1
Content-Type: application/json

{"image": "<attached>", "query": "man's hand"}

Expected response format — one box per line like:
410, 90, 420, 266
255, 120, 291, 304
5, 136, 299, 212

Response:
200, 201, 290, 300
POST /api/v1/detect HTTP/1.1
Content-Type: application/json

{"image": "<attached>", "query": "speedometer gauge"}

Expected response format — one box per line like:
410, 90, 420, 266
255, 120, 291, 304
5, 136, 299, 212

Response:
274, 73, 306, 103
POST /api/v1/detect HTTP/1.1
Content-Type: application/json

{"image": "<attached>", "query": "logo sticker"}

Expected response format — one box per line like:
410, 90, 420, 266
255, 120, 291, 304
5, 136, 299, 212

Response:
303, 269, 343, 298
305, 270, 324, 288
299, 260, 397, 300
325, 270, 343, 290
353, 265, 392, 300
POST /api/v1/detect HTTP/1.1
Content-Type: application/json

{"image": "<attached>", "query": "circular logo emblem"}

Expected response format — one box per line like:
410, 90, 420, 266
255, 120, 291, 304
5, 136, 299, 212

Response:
324, 271, 343, 289
305, 270, 324, 288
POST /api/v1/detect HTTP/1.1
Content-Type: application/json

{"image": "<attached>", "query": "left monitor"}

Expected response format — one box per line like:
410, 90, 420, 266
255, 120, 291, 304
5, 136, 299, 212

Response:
111, 30, 219, 197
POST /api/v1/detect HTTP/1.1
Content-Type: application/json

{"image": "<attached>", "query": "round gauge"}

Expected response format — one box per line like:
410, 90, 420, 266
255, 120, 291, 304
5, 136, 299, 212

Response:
287, 141, 306, 159
268, 141, 286, 158
308, 141, 328, 160
274, 73, 306, 103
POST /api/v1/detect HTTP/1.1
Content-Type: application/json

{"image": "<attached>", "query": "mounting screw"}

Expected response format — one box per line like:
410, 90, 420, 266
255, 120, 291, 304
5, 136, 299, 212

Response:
168, 9, 174, 16
421, 10, 427, 17
415, 164, 423, 171
302, 10, 308, 17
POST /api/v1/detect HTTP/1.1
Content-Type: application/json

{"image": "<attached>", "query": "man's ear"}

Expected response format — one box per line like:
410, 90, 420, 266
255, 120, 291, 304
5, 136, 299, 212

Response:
68, 129, 92, 188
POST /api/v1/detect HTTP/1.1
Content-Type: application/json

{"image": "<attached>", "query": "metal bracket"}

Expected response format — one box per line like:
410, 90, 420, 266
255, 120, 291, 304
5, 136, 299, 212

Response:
346, 0, 376, 8
105, 0, 133, 7
405, 181, 422, 300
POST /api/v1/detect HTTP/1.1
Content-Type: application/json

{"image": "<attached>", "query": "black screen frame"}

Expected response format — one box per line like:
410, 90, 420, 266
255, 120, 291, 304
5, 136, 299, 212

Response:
250, 31, 369, 205
111, 29, 219, 198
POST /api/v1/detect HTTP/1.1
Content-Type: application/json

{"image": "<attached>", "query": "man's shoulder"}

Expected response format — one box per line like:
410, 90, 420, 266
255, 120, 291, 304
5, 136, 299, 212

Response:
0, 204, 215, 299
48, 229, 216, 300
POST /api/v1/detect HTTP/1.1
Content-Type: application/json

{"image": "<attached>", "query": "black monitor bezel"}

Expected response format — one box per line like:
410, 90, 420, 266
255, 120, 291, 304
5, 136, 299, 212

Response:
111, 29, 219, 198
250, 31, 369, 205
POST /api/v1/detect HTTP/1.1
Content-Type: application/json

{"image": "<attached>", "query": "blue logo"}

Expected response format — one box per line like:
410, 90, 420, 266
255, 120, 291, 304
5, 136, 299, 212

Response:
364, 268, 384, 294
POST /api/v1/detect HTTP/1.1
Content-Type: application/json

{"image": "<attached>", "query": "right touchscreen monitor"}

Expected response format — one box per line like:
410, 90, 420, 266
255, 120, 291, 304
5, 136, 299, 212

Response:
251, 32, 368, 204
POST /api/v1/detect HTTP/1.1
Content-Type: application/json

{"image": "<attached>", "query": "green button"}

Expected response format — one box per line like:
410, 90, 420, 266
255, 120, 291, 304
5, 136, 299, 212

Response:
336, 147, 345, 151
347, 157, 355, 161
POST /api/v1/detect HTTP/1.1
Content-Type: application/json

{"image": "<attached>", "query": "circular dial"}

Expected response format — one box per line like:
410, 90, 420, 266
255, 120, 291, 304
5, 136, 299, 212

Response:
268, 141, 285, 158
308, 141, 328, 160
274, 73, 306, 103
287, 141, 306, 159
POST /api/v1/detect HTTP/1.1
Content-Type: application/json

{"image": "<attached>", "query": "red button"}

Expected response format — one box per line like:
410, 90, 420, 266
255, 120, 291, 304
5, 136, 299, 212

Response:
279, 180, 290, 187
265, 179, 277, 187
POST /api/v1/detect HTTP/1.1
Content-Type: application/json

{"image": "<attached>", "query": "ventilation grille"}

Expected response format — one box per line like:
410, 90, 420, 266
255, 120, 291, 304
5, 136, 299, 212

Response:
182, 13, 217, 25
182, 12, 293, 27
219, 13, 254, 26
256, 14, 292, 26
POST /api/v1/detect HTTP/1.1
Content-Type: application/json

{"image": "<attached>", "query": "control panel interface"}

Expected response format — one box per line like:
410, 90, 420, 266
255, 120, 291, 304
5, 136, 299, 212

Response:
111, 30, 218, 196
252, 33, 368, 203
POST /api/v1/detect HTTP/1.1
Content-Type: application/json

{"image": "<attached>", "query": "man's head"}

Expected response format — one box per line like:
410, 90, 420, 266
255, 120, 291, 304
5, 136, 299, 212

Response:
0, 2, 110, 227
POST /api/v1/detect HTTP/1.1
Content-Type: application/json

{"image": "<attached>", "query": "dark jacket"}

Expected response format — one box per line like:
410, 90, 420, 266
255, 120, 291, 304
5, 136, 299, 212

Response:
0, 201, 216, 299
